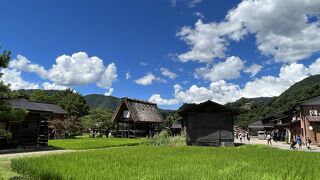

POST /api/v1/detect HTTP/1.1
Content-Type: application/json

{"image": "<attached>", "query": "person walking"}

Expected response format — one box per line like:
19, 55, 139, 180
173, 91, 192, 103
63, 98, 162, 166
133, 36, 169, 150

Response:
306, 136, 312, 150
267, 133, 272, 145
297, 135, 302, 150
247, 132, 251, 143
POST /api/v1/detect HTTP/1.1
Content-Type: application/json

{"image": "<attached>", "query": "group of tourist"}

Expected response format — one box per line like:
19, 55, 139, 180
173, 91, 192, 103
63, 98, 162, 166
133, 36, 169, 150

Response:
235, 132, 251, 142
290, 135, 312, 150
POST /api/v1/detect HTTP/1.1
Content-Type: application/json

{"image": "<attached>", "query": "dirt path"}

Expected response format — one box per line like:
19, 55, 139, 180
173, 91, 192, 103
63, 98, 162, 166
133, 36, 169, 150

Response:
0, 149, 75, 160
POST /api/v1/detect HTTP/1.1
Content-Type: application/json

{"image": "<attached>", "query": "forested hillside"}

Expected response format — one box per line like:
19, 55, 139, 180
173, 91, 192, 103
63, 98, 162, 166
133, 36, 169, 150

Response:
228, 75, 320, 127
84, 94, 120, 110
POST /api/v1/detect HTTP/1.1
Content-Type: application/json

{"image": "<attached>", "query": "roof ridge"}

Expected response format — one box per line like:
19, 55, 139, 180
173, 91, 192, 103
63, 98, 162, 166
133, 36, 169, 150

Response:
121, 97, 156, 105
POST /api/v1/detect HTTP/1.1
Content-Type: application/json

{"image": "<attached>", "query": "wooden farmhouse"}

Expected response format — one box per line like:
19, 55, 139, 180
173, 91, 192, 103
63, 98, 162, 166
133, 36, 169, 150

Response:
112, 98, 164, 138
177, 100, 234, 147
290, 96, 320, 144
251, 96, 320, 144
0, 98, 67, 148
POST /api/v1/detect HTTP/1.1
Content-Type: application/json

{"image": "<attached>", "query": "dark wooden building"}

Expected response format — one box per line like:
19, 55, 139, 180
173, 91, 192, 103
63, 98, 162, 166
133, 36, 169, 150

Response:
0, 98, 67, 148
112, 98, 164, 138
177, 100, 234, 147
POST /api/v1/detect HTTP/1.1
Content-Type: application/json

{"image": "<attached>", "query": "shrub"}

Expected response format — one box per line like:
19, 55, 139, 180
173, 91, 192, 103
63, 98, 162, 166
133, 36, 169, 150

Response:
146, 130, 185, 147
0, 129, 12, 139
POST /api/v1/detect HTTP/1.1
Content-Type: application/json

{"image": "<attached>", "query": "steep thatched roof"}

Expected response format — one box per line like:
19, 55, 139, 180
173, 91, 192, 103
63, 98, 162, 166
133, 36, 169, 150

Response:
112, 98, 164, 123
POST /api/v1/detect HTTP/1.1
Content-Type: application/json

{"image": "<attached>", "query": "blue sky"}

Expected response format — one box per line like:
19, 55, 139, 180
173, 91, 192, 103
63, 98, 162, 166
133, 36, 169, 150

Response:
1, 0, 320, 110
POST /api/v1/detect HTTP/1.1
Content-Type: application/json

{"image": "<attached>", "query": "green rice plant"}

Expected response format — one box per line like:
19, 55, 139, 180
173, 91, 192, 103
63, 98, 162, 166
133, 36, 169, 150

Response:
48, 137, 145, 150
11, 145, 320, 180
146, 130, 186, 147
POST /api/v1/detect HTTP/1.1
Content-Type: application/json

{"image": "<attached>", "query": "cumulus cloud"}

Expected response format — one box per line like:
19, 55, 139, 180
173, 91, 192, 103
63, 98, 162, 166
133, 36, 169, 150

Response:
177, 0, 320, 63
42, 82, 69, 90
104, 88, 114, 96
309, 58, 320, 75
8, 52, 118, 95
135, 73, 166, 86
194, 56, 244, 81
150, 57, 320, 105
0, 69, 39, 90
244, 64, 263, 77
148, 94, 179, 105
9, 55, 48, 78
160, 68, 177, 79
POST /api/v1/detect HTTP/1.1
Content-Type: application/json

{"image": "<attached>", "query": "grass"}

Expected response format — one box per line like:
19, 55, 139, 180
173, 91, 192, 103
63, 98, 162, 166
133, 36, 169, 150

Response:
48, 137, 145, 150
11, 145, 320, 180
0, 158, 22, 180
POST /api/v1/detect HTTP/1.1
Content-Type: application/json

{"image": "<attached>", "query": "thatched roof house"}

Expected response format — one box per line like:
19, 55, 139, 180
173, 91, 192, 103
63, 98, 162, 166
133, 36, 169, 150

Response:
112, 98, 164, 138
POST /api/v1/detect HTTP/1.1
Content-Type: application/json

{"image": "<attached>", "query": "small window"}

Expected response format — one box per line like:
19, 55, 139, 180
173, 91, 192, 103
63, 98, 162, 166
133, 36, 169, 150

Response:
310, 110, 318, 116
123, 110, 130, 118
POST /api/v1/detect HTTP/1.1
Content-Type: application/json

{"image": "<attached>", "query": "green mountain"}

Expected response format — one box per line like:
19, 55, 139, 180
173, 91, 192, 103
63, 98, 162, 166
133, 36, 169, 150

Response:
228, 75, 320, 127
84, 94, 120, 110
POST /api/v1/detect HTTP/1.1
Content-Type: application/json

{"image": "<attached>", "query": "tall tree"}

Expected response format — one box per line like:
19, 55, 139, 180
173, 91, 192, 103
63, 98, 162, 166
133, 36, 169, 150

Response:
29, 90, 53, 102
81, 108, 114, 137
56, 89, 89, 118
0, 48, 12, 112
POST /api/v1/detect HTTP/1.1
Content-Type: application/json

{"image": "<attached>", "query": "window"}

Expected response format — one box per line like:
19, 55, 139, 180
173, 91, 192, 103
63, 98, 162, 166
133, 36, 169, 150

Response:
123, 110, 130, 118
310, 110, 318, 116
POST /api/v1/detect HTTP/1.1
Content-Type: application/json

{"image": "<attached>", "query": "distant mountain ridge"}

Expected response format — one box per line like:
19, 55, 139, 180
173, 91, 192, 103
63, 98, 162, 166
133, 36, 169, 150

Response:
14, 75, 320, 124
84, 94, 120, 110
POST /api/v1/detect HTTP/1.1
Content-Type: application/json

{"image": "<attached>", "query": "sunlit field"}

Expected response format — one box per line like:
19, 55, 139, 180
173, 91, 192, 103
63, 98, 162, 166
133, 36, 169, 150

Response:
11, 145, 320, 180
48, 137, 145, 150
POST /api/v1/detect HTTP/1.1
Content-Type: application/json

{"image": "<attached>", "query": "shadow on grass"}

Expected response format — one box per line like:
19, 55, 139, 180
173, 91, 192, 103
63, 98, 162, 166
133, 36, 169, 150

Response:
0, 146, 63, 155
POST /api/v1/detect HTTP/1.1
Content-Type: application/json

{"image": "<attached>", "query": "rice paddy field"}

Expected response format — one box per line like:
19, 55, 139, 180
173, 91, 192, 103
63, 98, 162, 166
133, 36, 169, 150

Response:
48, 137, 145, 150
11, 145, 320, 180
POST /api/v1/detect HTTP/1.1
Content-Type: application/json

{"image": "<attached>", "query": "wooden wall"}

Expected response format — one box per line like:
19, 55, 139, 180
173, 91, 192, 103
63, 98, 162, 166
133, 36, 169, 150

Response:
184, 112, 233, 146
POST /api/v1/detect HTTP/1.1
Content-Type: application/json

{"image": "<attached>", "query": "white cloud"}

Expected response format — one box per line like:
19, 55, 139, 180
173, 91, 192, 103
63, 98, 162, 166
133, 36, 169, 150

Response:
134, 73, 166, 86
309, 58, 320, 75
104, 88, 114, 96
42, 82, 69, 90
244, 64, 263, 77
9, 55, 48, 78
174, 81, 240, 104
8, 52, 118, 92
152, 58, 320, 105
148, 94, 179, 105
177, 0, 320, 63
160, 68, 177, 79
139, 61, 147, 66
126, 71, 131, 80
96, 63, 117, 89
0, 69, 39, 90
49, 52, 106, 85
177, 19, 244, 63
135, 73, 156, 86
194, 56, 244, 81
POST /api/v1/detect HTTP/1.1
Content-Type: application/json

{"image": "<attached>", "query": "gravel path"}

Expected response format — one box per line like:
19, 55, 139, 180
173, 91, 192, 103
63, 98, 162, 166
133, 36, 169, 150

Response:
235, 137, 320, 152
